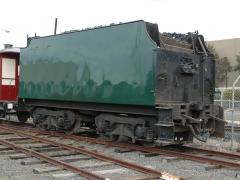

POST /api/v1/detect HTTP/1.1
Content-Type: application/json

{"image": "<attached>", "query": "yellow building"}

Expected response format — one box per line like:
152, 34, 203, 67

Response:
208, 38, 240, 87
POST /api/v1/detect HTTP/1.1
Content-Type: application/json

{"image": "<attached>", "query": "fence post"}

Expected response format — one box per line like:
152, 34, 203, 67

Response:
220, 89, 223, 107
231, 75, 240, 150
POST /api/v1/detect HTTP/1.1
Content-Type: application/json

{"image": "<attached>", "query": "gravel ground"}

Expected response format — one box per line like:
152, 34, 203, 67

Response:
0, 154, 55, 180
194, 137, 240, 152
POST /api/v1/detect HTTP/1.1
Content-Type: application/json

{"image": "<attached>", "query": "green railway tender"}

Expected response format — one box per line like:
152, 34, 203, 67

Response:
18, 20, 224, 145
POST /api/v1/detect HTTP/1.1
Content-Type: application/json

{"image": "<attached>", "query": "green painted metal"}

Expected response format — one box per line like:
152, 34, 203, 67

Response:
19, 21, 157, 106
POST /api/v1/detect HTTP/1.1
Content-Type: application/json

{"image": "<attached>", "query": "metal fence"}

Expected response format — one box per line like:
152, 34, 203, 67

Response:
214, 85, 240, 150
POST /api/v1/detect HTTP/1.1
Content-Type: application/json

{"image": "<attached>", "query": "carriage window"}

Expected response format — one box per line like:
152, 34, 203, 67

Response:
2, 58, 16, 86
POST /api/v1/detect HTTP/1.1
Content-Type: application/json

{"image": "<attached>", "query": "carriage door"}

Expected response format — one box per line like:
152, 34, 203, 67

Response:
1, 58, 17, 101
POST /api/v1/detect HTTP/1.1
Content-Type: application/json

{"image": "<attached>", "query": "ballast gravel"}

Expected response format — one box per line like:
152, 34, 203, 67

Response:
0, 138, 239, 180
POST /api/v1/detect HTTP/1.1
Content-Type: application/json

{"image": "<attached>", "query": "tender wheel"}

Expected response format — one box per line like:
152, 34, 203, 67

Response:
17, 112, 29, 123
0, 110, 6, 119
140, 141, 156, 147
117, 135, 130, 143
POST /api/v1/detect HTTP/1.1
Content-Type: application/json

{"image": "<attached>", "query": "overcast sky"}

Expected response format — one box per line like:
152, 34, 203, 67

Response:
0, 0, 239, 48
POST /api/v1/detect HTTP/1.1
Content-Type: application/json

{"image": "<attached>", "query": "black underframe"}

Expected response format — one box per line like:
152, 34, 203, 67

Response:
22, 98, 158, 117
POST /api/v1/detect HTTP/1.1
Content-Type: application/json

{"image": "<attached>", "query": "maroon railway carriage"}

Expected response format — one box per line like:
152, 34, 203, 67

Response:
0, 47, 20, 118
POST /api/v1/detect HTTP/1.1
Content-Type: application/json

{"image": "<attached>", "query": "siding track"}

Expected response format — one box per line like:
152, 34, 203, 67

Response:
0, 123, 182, 180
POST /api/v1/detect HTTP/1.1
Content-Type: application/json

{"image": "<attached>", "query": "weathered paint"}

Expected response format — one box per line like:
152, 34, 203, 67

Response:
19, 21, 157, 106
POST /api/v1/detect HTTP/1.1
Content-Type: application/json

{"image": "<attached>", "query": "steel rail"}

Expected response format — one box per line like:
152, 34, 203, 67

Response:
181, 145, 240, 160
0, 138, 105, 180
0, 125, 182, 180
72, 138, 240, 170
22, 128, 240, 170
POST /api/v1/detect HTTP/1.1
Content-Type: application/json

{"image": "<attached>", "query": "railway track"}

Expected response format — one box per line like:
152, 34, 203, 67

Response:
15, 125, 240, 170
1, 118, 240, 178
0, 122, 182, 180
51, 134, 240, 170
